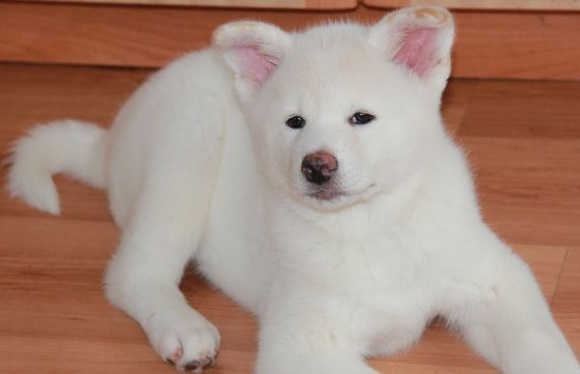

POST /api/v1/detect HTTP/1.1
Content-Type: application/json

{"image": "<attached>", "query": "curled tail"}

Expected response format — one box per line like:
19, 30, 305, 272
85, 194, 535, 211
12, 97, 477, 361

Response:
6, 120, 109, 215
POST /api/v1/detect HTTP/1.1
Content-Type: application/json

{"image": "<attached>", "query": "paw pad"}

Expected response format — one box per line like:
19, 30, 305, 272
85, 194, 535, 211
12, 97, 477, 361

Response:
165, 349, 218, 372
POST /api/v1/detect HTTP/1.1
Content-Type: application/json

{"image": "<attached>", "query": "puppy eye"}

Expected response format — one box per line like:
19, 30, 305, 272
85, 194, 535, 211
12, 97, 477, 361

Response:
349, 112, 375, 126
286, 115, 306, 129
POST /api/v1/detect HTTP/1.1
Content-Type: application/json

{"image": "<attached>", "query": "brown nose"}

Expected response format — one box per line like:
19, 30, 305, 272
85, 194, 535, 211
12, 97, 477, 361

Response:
301, 151, 338, 185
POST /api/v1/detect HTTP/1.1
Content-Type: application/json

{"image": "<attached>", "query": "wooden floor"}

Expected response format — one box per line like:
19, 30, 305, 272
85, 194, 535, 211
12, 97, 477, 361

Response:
0, 63, 579, 373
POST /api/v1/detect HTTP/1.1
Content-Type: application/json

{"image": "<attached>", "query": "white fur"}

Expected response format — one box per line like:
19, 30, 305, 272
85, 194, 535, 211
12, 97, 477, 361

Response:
8, 120, 108, 214
7, 6, 579, 374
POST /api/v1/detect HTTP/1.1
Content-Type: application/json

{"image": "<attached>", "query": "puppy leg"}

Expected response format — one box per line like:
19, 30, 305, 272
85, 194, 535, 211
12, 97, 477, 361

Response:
446, 240, 579, 374
105, 159, 221, 372
256, 327, 379, 374
255, 298, 380, 374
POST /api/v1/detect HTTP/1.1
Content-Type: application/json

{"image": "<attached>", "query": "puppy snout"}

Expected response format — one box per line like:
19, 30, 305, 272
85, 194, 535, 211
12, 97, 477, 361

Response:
301, 151, 338, 185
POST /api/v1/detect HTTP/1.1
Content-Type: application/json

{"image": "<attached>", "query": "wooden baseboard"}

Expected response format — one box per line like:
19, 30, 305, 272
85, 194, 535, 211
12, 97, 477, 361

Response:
0, 2, 578, 80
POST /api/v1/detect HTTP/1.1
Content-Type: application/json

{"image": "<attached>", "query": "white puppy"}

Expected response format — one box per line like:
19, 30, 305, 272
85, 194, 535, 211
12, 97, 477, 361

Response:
7, 6, 579, 374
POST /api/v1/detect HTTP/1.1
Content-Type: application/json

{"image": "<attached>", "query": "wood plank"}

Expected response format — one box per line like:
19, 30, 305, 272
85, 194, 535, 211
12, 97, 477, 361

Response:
0, 335, 257, 374
462, 137, 580, 248
0, 2, 368, 69
0, 64, 149, 129
364, 0, 580, 11
441, 79, 478, 135
458, 80, 580, 139
1, 2, 579, 80
552, 249, 580, 358
457, 79, 580, 248
452, 10, 580, 80
22, 0, 358, 10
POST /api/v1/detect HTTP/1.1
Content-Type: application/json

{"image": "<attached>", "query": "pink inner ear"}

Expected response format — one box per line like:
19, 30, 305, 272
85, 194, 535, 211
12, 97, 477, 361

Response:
393, 28, 437, 76
232, 46, 279, 86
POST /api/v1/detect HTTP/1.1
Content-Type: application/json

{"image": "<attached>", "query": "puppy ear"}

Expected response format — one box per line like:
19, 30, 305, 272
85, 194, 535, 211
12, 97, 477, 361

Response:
369, 5, 454, 90
213, 21, 291, 100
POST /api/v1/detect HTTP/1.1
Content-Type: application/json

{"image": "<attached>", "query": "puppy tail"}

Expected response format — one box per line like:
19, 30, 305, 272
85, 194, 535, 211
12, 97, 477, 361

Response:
5, 120, 110, 215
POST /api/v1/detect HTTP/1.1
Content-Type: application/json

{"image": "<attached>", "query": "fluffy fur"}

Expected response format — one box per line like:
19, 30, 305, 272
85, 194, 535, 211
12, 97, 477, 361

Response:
7, 6, 579, 374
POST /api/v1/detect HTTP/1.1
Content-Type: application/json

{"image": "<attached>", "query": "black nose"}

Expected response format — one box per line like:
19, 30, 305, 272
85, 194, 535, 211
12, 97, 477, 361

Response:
301, 151, 338, 185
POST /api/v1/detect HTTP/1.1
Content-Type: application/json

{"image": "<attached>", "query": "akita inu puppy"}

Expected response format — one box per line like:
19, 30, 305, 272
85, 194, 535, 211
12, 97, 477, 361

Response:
7, 5, 579, 374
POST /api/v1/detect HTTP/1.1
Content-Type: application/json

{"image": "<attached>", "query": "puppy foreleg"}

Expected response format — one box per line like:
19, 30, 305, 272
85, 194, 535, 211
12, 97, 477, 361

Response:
105, 166, 221, 372
448, 245, 579, 374
255, 301, 380, 374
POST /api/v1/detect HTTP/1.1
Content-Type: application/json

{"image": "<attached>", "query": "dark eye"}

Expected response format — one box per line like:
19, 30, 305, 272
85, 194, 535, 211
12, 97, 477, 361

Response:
349, 112, 375, 126
286, 115, 306, 129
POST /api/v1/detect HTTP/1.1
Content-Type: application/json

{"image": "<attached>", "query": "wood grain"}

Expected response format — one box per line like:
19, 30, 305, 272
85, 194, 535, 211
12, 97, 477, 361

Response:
1, 2, 579, 80
458, 80, 580, 248
22, 0, 358, 9
440, 79, 478, 136
364, 0, 580, 11
552, 250, 580, 356
452, 11, 580, 81
458, 80, 580, 139
463, 138, 580, 248
0, 64, 579, 373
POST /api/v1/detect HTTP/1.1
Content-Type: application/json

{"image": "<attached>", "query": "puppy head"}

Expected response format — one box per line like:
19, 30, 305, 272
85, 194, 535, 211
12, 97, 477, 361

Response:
214, 6, 455, 211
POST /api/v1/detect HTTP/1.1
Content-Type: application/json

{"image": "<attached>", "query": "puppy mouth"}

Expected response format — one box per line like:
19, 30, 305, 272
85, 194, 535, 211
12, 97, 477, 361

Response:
307, 188, 345, 201
305, 183, 376, 203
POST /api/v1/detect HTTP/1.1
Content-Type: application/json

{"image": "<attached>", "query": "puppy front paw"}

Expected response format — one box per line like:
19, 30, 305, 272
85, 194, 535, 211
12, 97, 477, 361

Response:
145, 309, 220, 372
